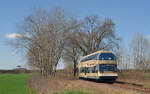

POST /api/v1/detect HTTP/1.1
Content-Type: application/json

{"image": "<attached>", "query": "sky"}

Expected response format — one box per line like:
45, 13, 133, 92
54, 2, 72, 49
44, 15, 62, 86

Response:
0, 0, 150, 69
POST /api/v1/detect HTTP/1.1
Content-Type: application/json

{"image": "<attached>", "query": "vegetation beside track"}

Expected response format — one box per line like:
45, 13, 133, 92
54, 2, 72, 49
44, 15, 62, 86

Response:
0, 73, 36, 94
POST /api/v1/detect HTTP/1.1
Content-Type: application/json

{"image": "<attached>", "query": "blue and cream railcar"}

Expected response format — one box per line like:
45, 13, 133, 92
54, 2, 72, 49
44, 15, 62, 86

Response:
78, 51, 118, 82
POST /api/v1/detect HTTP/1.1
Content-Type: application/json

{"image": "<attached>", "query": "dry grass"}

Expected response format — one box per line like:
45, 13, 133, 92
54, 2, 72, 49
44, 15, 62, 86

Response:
118, 70, 150, 80
27, 72, 140, 94
118, 70, 150, 92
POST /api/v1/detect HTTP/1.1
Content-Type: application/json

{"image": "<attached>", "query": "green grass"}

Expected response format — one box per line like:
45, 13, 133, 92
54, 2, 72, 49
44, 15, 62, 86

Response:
0, 73, 36, 94
53, 91, 91, 94
144, 73, 150, 78
146, 85, 150, 88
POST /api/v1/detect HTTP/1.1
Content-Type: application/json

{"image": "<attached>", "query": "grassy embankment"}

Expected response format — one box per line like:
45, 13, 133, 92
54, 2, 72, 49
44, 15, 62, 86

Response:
0, 73, 92, 94
0, 73, 36, 94
1, 70, 150, 94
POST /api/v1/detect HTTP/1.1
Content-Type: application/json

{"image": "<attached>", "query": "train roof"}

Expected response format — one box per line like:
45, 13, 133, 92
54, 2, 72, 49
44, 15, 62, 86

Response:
80, 50, 113, 61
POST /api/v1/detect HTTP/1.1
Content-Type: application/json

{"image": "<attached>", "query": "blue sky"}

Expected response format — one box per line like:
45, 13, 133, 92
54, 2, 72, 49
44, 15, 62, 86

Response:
0, 0, 150, 69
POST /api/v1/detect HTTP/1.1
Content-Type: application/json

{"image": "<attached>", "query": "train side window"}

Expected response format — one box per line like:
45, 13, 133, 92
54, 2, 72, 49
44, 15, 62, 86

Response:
95, 65, 98, 73
80, 67, 85, 73
89, 67, 92, 73
80, 53, 99, 62
87, 56, 91, 61
92, 53, 99, 60
80, 67, 82, 73
86, 68, 89, 73
93, 66, 96, 73
81, 58, 86, 62
90, 55, 94, 60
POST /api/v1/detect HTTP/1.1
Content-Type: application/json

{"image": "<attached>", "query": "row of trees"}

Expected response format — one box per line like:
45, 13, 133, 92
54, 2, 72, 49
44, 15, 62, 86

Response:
10, 8, 150, 77
11, 8, 120, 77
118, 34, 150, 72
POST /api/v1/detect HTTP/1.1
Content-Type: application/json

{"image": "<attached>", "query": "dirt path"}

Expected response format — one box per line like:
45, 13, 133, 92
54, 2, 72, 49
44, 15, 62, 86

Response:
27, 76, 150, 94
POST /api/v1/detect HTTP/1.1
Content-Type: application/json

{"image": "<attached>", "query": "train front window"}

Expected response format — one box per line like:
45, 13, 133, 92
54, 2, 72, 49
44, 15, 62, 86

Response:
99, 53, 116, 60
99, 64, 117, 72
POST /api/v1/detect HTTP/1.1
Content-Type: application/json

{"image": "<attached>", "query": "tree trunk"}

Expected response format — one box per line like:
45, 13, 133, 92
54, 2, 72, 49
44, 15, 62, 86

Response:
73, 60, 77, 78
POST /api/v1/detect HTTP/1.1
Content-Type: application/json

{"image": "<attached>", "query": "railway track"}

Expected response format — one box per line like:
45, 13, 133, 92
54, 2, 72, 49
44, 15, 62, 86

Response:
81, 79, 150, 93
112, 80, 150, 93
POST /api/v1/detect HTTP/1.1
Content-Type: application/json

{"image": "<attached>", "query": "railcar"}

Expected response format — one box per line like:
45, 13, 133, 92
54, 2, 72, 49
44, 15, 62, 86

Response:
77, 51, 118, 82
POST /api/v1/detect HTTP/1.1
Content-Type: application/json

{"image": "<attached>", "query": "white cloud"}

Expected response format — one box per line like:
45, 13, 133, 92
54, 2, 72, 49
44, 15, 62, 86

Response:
6, 33, 22, 39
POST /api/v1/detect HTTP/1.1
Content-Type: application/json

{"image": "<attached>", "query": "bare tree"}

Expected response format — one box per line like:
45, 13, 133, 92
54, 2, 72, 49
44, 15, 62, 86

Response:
63, 15, 120, 77
116, 42, 131, 70
130, 34, 150, 71
71, 16, 120, 56
117, 50, 131, 70
63, 18, 81, 77
10, 8, 72, 77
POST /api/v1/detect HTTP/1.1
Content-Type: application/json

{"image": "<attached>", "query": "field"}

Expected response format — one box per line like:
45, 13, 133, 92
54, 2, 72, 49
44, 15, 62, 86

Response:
0, 73, 97, 94
0, 73, 93, 94
0, 74, 36, 94
1, 71, 150, 94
